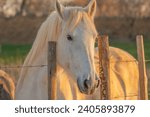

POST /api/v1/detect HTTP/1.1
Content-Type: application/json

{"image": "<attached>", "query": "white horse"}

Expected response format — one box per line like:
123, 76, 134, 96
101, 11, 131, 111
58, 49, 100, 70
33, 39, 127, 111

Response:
16, 0, 141, 100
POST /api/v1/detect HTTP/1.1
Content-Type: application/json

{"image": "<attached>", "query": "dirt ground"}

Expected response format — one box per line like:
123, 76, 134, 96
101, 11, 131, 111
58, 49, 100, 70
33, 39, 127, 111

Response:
0, 16, 150, 44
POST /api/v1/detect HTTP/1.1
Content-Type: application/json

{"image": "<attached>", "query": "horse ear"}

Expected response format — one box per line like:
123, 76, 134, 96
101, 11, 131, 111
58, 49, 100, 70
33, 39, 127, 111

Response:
84, 0, 97, 20
55, 0, 65, 19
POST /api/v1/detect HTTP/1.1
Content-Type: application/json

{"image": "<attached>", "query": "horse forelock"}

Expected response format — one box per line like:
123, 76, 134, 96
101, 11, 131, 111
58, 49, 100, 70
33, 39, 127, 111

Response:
62, 7, 97, 34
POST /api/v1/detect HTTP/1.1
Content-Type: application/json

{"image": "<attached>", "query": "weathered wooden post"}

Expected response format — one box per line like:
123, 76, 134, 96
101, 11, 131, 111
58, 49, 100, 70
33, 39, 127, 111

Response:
48, 42, 57, 100
136, 35, 148, 100
98, 35, 110, 100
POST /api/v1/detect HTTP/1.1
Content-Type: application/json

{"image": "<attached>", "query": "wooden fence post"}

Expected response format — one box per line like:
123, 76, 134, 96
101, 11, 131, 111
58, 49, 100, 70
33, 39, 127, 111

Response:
48, 42, 57, 100
136, 35, 148, 100
98, 35, 110, 100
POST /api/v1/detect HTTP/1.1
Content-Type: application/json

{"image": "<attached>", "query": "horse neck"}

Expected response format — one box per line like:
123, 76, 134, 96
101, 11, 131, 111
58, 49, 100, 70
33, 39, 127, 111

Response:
17, 13, 62, 90
23, 12, 62, 65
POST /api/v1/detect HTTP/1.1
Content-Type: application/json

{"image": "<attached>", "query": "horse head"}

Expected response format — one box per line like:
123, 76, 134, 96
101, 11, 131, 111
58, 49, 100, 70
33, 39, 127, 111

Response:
56, 0, 99, 95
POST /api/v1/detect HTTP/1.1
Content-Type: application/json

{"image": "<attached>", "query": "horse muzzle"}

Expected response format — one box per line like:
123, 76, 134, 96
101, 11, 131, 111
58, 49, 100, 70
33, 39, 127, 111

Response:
77, 75, 100, 95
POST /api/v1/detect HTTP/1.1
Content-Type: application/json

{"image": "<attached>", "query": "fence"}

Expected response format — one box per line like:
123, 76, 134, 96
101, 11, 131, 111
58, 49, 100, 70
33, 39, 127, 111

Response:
98, 35, 148, 100
0, 35, 149, 100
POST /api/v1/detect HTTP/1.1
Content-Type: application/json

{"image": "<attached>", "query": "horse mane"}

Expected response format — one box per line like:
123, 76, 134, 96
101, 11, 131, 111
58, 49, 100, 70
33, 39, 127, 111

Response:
16, 6, 95, 90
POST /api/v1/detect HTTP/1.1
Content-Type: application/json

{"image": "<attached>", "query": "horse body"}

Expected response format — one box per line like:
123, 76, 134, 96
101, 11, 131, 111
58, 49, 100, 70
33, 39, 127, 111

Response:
54, 47, 140, 100
0, 70, 15, 100
109, 47, 139, 99
15, 0, 140, 100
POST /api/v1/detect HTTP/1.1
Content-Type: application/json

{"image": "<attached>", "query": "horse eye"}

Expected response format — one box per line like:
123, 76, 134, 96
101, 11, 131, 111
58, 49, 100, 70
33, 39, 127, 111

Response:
67, 35, 73, 41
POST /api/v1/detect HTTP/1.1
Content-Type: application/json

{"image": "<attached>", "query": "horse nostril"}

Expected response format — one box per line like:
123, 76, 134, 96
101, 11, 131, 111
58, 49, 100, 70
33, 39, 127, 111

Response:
84, 79, 91, 89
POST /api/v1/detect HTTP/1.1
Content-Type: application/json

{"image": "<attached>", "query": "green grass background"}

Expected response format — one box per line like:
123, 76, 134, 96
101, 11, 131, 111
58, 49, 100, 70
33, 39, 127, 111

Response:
0, 40, 150, 65
0, 44, 31, 65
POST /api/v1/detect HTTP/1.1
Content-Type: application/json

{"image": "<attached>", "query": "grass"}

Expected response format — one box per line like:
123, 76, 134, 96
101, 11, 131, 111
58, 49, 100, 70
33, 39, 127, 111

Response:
0, 44, 31, 65
0, 44, 31, 82
110, 39, 150, 68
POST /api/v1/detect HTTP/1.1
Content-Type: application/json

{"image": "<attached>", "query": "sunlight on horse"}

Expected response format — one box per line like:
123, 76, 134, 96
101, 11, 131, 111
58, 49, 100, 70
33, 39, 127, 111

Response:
0, 70, 15, 100
15, 0, 140, 100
